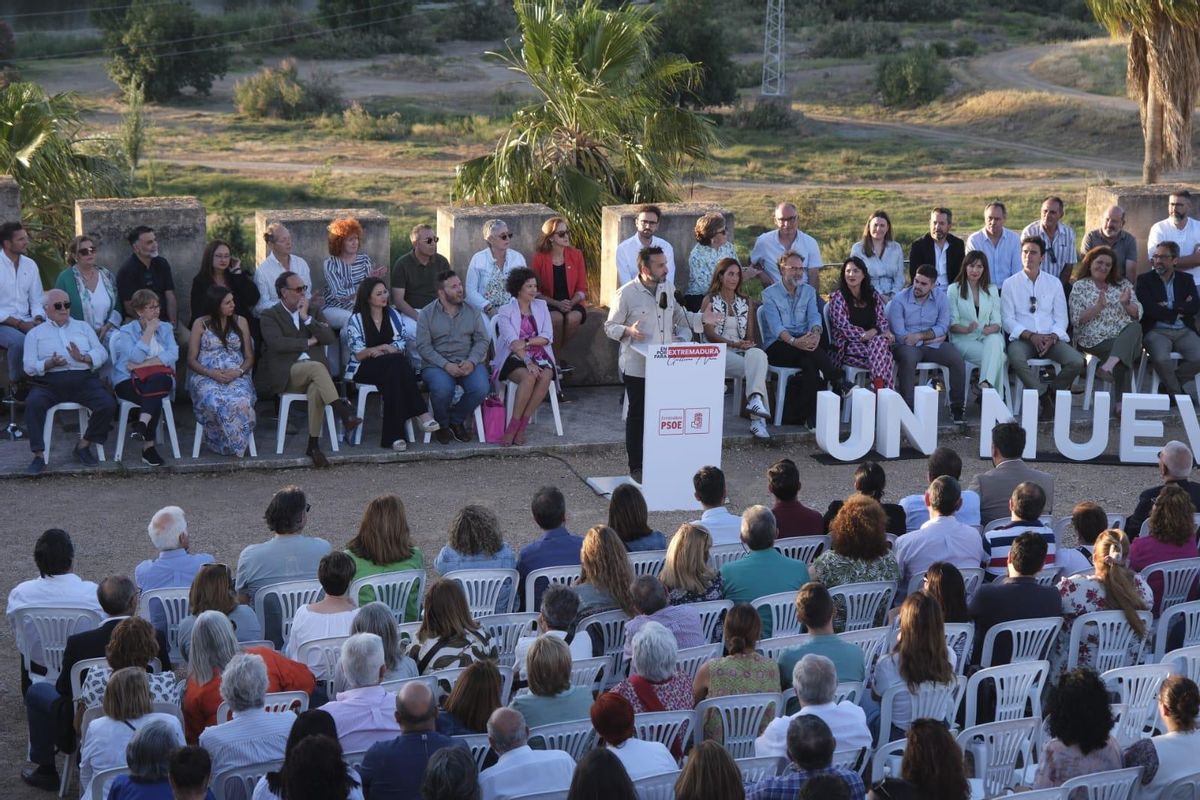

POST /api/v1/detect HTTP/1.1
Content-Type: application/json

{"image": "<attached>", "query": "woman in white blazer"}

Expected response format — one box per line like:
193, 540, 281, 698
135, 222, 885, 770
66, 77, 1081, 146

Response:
949, 250, 1007, 401
492, 267, 555, 445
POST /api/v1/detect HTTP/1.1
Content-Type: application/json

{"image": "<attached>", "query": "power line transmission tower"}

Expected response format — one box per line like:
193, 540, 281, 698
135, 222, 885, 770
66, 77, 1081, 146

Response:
761, 0, 785, 96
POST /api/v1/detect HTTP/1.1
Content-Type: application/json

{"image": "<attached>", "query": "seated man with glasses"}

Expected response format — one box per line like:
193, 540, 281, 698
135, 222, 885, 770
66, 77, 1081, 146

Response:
1000, 236, 1084, 416
392, 223, 450, 321
22, 288, 115, 474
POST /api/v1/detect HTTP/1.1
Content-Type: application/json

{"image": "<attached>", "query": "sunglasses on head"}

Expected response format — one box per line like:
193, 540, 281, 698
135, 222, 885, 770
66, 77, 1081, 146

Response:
51, 301, 71, 310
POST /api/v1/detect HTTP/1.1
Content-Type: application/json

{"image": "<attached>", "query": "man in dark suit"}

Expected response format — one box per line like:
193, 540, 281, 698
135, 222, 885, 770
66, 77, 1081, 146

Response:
21, 575, 170, 789
1136, 241, 1200, 401
908, 207, 965, 288
256, 271, 361, 467
969, 532, 1061, 668
970, 421, 1055, 526
1125, 440, 1200, 538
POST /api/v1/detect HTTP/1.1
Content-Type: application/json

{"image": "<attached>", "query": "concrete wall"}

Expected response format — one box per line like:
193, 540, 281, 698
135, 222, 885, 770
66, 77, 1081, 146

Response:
436, 203, 557, 278
599, 203, 734, 308
75, 197, 207, 325
254, 209, 391, 298
0, 176, 19, 225
1085, 184, 1198, 275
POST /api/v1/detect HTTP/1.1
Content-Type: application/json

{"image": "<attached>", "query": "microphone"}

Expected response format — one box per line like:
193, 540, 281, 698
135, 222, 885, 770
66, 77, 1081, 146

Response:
658, 290, 668, 310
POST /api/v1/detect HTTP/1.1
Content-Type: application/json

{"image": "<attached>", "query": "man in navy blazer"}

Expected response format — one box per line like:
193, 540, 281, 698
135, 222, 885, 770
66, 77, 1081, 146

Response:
909, 207, 965, 288
516, 486, 583, 612
968, 533, 1061, 668
1136, 241, 1200, 398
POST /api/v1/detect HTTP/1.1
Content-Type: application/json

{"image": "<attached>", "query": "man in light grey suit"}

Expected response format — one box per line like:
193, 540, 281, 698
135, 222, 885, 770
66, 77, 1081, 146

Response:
969, 421, 1055, 526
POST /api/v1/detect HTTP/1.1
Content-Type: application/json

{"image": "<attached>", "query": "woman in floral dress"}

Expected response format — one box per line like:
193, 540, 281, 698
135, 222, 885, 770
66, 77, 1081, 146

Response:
812, 495, 900, 631
187, 285, 256, 456
692, 604, 779, 742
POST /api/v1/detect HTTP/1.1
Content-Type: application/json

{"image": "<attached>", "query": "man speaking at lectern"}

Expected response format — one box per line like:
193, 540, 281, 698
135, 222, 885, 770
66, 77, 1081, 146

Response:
605, 246, 721, 484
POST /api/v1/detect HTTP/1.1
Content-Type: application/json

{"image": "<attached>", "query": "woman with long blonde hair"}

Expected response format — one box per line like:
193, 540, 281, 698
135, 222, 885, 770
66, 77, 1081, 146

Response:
1055, 528, 1152, 672
346, 494, 424, 619
660, 523, 722, 604
574, 525, 636, 616
868, 592, 955, 739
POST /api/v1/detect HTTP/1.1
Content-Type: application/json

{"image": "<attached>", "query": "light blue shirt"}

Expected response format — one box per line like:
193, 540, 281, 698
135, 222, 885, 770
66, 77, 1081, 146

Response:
966, 227, 1022, 287
108, 318, 179, 385
135, 548, 216, 632
759, 282, 821, 347
898, 490, 981, 532
885, 286, 949, 348
1160, 274, 1186, 329
435, 543, 518, 614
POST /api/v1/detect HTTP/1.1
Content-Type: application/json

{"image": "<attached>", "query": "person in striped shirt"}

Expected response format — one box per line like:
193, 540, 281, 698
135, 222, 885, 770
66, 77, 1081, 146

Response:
982, 481, 1056, 578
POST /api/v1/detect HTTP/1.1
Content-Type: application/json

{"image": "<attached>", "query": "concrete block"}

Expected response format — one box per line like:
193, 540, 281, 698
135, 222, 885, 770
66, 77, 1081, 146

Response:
436, 203, 557, 279
558, 309, 621, 386
1085, 183, 1198, 274
254, 209, 391, 297
75, 197, 206, 324
599, 203, 734, 308
0, 176, 20, 224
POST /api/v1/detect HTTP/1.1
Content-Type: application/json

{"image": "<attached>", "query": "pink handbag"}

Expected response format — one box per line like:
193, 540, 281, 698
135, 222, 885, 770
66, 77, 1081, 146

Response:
481, 395, 507, 443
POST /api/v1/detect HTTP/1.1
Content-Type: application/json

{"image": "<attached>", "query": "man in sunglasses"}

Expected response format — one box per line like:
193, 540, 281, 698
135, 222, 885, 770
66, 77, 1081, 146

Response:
0, 221, 44, 394
392, 223, 449, 321
1000, 236, 1084, 416
21, 288, 115, 473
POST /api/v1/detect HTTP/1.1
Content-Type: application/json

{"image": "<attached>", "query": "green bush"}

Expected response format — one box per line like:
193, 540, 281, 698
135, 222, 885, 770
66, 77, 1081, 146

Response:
657, 0, 738, 107
233, 60, 343, 119
809, 21, 901, 58
338, 102, 411, 140
875, 46, 950, 107
727, 97, 797, 131
953, 38, 980, 57
317, 0, 416, 40
95, 0, 229, 101
208, 196, 251, 263
1037, 18, 1103, 42
437, 0, 517, 40
812, 0, 955, 22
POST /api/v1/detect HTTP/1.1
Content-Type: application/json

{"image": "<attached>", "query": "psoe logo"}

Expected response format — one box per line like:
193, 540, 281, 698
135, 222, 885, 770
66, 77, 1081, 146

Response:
658, 408, 685, 435
685, 407, 710, 435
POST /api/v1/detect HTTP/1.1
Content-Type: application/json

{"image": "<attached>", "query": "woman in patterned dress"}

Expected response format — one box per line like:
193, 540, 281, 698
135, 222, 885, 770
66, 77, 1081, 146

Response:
187, 285, 256, 457
692, 604, 779, 742
1069, 245, 1143, 415
826, 256, 895, 391
686, 212, 737, 311
812, 495, 900, 631
465, 218, 527, 316
609, 621, 694, 714
324, 217, 387, 375
408, 578, 498, 674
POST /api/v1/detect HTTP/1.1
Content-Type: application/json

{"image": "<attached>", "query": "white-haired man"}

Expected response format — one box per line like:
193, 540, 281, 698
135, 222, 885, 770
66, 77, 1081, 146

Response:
754, 653, 870, 759
198, 653, 295, 778
134, 506, 214, 597
321, 633, 401, 752
479, 707, 575, 800
1126, 440, 1200, 537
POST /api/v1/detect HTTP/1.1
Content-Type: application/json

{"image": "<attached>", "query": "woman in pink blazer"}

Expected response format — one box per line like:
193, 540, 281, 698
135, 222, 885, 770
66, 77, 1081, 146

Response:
492, 267, 556, 445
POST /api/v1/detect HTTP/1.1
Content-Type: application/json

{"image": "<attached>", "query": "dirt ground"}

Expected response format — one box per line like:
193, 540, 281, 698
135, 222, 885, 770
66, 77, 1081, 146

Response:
0, 431, 1167, 795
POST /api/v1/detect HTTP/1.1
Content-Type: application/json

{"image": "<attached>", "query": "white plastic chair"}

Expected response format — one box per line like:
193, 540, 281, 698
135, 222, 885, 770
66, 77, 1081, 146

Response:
908, 567, 986, 599
477, 612, 538, 669
88, 766, 130, 800
1103, 663, 1172, 748
1066, 609, 1154, 672
878, 675, 966, 743
707, 543, 747, 571
1082, 351, 1125, 413
432, 664, 514, 705
349, 382, 418, 447
631, 770, 680, 800
69, 656, 107, 706
568, 656, 608, 694
965, 660, 1050, 727
488, 316, 564, 437
735, 756, 782, 784
396, 621, 422, 648
956, 718, 1039, 799
1009, 358, 1061, 415
633, 710, 697, 758
822, 302, 871, 423
579, 610, 631, 689
1034, 567, 1063, 587
691, 599, 733, 643
1157, 770, 1200, 800
752, 590, 802, 636
1058, 766, 1142, 800
444, 568, 520, 617
839, 625, 892, 671
192, 417, 257, 458
379, 674, 438, 695
421, 404, 487, 444
1155, 600, 1200, 662
136, 587, 191, 662
454, 733, 494, 771
915, 360, 952, 408
675, 643, 722, 682
348, 569, 425, 623
979, 617, 1063, 668
1140, 557, 1200, 616
44, 402, 106, 464
1052, 515, 1125, 548
523, 565, 582, 612
756, 633, 811, 663
869, 739, 908, 783
944, 621, 975, 675
1165, 645, 1200, 683
528, 718, 599, 760
114, 397, 181, 461
296, 635, 348, 695
828, 580, 896, 631
757, 305, 800, 426
774, 535, 829, 565
252, 579, 323, 644
274, 392, 339, 454
628, 550, 668, 578
212, 759, 284, 800
216, 690, 308, 724
694, 692, 781, 758
10, 606, 102, 681
830, 746, 868, 774
1137, 349, 1185, 395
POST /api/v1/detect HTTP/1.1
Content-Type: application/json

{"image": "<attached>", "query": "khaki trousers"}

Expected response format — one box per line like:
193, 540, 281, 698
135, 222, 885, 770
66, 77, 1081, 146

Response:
285, 360, 339, 436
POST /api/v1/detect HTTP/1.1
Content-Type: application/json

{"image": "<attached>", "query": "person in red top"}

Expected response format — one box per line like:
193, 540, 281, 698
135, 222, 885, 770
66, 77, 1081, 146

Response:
768, 458, 824, 538
531, 216, 588, 352
182, 610, 314, 742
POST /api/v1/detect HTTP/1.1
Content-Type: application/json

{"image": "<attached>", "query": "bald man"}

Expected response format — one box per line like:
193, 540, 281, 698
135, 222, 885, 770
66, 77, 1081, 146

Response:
750, 202, 822, 289
480, 708, 575, 800
1081, 205, 1139, 280
22, 288, 114, 473
358, 681, 464, 799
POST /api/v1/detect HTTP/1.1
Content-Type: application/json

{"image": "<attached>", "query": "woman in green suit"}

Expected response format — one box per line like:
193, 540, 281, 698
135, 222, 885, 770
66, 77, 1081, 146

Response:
949, 250, 1006, 402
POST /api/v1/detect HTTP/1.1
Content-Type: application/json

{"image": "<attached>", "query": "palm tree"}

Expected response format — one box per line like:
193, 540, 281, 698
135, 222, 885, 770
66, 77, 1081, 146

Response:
452, 0, 718, 297
0, 82, 127, 283
1087, 0, 1200, 183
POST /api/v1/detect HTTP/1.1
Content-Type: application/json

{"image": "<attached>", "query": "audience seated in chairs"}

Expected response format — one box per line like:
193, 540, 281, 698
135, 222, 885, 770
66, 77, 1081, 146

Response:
610, 620, 695, 715
674, 740, 745, 800
1033, 667, 1123, 791
778, 582, 866, 689
590, 692, 676, 780
346, 493, 425, 620
189, 239, 260, 333
893, 476, 986, 599
511, 635, 593, 728
437, 660, 503, 736
823, 461, 907, 537
198, 652, 295, 779
421, 746, 480, 800
479, 707, 575, 800
408, 579, 498, 673
274, 733, 361, 800
756, 653, 871, 759
1124, 675, 1200, 800
1059, 501, 1109, 577
109, 288, 179, 466
608, 483, 668, 553
889, 718, 969, 800
661, 523, 723, 605
175, 563, 264, 662
1125, 440, 1200, 538
360, 681, 462, 799
516, 486, 584, 611
106, 719, 181, 800
566, 747, 638, 800
689, 466, 744, 546
78, 616, 182, 711
745, 715, 865, 800
1130, 483, 1199, 614
722, 505, 811, 637
969, 532, 1061, 666
168, 745, 213, 800
435, 504, 517, 615
283, 552, 358, 674
574, 525, 637, 618
897, 447, 982, 531
768, 458, 825, 538
513, 584, 591, 682
826, 255, 896, 394
694, 603, 779, 738
971, 421, 1056, 526
983, 481, 1057, 578
920, 562, 970, 625
331, 602, 418, 695
255, 708, 364, 800
624, 575, 704, 658
0, 221, 44, 393
813, 494, 900, 630
320, 633, 401, 752
134, 505, 215, 619
1068, 244, 1143, 416
187, 284, 257, 458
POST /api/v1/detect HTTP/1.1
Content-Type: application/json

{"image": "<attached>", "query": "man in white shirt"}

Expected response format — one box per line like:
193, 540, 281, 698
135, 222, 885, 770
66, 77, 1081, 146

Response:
898, 447, 981, 531
0, 221, 44, 387
320, 634, 401, 752
750, 202, 820, 288
966, 201, 1022, 286
22, 288, 114, 474
253, 222, 315, 317
893, 476, 986, 595
1001, 236, 1085, 416
198, 653, 296, 778
615, 205, 676, 287
590, 693, 679, 779
1148, 190, 1200, 276
755, 654, 870, 758
689, 465, 743, 546
1021, 196, 1077, 282
479, 708, 575, 800
513, 584, 593, 681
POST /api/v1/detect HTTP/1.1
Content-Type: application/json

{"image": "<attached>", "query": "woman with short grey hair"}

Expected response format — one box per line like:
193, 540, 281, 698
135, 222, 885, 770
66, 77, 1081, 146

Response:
608, 621, 695, 713
219, 652, 269, 712
106, 719, 179, 798
465, 218, 528, 315
332, 602, 418, 694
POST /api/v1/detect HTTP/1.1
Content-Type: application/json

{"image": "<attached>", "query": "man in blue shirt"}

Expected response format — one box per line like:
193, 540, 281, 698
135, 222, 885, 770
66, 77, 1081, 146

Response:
897, 447, 981, 531
744, 715, 866, 800
134, 505, 214, 633
516, 486, 583, 611
359, 681, 465, 799
886, 264, 966, 423
760, 251, 847, 428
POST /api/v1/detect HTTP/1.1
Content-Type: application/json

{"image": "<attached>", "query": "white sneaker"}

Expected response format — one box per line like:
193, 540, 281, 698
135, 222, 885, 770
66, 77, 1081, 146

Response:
745, 394, 771, 419
391, 439, 408, 452
750, 418, 770, 439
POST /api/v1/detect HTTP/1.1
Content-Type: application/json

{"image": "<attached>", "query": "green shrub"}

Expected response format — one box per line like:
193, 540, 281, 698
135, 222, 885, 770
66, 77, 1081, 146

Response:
437, 0, 517, 40
208, 196, 251, 263
317, 0, 416, 40
810, 21, 901, 58
657, 0, 738, 107
233, 59, 343, 119
727, 97, 797, 131
339, 102, 411, 140
953, 38, 980, 57
875, 46, 949, 107
1037, 18, 1103, 42
812, 0, 955, 22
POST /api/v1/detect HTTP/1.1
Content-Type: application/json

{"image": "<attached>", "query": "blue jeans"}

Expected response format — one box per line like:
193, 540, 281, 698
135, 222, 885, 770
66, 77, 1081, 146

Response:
24, 681, 59, 765
422, 364, 489, 426
0, 324, 27, 383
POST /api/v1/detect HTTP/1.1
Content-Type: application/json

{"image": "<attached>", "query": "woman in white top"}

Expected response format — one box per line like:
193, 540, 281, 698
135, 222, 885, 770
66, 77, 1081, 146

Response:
254, 223, 315, 317
79, 668, 185, 800
849, 210, 906, 300
284, 552, 359, 683
55, 234, 121, 346
1125, 675, 1200, 800
867, 591, 956, 740
701, 257, 771, 439
466, 218, 527, 315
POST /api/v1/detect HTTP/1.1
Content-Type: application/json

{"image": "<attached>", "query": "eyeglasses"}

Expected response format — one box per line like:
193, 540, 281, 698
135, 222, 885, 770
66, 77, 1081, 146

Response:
555, 231, 571, 238
637, 219, 659, 226
77, 247, 96, 256
285, 284, 308, 293
495, 233, 512, 241
1029, 296, 1038, 314
422, 237, 439, 244
51, 301, 71, 310
776, 215, 798, 223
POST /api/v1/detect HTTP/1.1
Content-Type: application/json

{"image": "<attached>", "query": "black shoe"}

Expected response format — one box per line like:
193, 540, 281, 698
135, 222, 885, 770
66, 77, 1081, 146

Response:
74, 444, 99, 467
449, 422, 470, 443
21, 766, 59, 791
434, 428, 452, 445
951, 405, 965, 424
129, 420, 147, 441
1038, 393, 1055, 417
26, 455, 45, 475
306, 445, 329, 468
141, 446, 164, 467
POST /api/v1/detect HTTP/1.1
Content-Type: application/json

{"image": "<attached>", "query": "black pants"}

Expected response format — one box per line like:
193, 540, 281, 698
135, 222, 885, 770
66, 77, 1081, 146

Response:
354, 352, 427, 447
624, 374, 646, 472
115, 374, 173, 437
25, 370, 115, 454
766, 340, 839, 426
